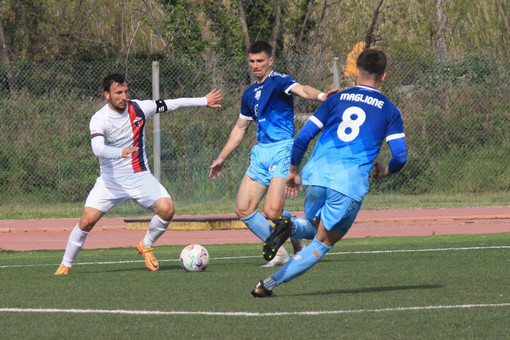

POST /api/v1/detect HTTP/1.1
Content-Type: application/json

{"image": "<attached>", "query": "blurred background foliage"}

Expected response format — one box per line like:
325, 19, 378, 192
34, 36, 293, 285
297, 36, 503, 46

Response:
0, 0, 508, 217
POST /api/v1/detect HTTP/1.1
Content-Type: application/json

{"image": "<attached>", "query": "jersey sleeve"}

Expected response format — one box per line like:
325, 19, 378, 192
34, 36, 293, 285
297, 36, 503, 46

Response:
275, 73, 298, 95
89, 115, 123, 159
90, 135, 123, 159
291, 119, 322, 166
387, 138, 407, 173
291, 100, 331, 166
385, 106, 405, 141
308, 94, 335, 127
89, 113, 103, 136
131, 97, 208, 119
239, 91, 253, 120
385, 105, 407, 173
164, 97, 207, 111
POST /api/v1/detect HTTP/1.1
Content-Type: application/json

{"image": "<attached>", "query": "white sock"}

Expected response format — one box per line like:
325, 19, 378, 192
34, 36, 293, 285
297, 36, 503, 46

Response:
62, 224, 89, 268
143, 215, 170, 248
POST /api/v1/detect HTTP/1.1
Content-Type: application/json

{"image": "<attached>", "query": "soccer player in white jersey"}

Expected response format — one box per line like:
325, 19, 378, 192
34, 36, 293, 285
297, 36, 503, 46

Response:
209, 41, 339, 266
252, 49, 408, 297
55, 73, 222, 275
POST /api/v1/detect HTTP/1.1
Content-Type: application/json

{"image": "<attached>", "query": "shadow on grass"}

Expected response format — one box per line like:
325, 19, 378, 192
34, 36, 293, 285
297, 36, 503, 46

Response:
295, 284, 443, 296
71, 264, 182, 274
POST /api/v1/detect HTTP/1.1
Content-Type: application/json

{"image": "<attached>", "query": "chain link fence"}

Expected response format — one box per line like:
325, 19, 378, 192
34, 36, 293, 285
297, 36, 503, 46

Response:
0, 51, 508, 208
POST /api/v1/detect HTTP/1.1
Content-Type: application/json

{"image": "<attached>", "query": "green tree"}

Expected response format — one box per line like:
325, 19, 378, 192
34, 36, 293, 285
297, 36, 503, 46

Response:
151, 0, 207, 59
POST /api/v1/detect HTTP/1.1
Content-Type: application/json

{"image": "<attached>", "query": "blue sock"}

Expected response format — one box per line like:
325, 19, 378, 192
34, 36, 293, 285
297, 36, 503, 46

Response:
291, 217, 317, 239
240, 211, 272, 241
270, 237, 333, 286
281, 210, 315, 239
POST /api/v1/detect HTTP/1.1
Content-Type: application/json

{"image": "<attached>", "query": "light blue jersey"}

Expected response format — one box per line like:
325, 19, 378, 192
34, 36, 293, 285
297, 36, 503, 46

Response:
297, 85, 405, 201
240, 71, 298, 143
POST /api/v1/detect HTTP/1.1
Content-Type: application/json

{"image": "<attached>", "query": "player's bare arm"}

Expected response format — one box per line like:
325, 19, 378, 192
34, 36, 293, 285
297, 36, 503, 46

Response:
290, 84, 340, 101
205, 89, 223, 108
209, 118, 251, 180
321, 88, 342, 100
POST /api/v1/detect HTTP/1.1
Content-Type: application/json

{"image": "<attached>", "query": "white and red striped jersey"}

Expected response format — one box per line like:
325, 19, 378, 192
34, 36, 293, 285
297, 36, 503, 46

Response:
90, 97, 207, 178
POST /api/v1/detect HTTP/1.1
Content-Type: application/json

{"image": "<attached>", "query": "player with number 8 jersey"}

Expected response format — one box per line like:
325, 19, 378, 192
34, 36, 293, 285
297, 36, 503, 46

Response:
298, 84, 405, 202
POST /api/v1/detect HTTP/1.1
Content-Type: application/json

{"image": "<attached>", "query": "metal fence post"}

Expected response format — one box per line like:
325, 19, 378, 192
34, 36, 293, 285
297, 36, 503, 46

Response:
152, 61, 161, 182
333, 57, 341, 89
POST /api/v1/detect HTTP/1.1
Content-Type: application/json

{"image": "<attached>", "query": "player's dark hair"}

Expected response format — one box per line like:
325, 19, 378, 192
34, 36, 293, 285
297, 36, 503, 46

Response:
356, 49, 387, 76
102, 73, 126, 92
248, 41, 273, 57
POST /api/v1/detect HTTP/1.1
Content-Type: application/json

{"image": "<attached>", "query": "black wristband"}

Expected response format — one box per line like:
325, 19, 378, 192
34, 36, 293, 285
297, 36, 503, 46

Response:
155, 99, 167, 113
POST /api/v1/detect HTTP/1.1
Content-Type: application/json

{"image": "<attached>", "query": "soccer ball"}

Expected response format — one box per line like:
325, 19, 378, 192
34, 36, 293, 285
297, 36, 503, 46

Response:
180, 244, 209, 272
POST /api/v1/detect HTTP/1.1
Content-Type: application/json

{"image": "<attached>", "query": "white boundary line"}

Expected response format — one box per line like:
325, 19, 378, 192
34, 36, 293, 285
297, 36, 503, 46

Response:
1, 303, 510, 316
0, 245, 509, 269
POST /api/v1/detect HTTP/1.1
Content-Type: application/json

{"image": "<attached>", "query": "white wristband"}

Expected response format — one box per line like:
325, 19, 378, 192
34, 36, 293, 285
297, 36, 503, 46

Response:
317, 92, 325, 101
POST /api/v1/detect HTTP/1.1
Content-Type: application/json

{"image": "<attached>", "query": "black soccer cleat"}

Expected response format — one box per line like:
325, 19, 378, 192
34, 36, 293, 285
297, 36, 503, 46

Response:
251, 280, 275, 298
263, 216, 292, 261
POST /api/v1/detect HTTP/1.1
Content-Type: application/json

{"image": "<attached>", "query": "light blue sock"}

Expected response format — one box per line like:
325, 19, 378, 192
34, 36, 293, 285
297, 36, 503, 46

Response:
291, 217, 317, 239
240, 211, 272, 241
282, 210, 316, 239
269, 237, 333, 286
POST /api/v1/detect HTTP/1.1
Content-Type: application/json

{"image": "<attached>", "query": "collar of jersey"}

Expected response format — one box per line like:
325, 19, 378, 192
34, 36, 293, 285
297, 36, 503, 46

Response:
356, 85, 380, 93
107, 104, 128, 116
255, 70, 274, 85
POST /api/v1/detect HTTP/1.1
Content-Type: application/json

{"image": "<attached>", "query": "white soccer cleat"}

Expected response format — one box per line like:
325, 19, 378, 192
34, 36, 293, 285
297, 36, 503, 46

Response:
261, 254, 290, 267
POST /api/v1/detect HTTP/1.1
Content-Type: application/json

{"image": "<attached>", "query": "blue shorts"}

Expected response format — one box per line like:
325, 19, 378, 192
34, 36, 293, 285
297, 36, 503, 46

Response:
246, 139, 293, 186
304, 185, 361, 235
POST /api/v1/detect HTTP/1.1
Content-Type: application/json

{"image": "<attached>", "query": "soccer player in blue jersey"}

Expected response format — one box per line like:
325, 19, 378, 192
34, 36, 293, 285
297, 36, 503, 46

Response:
209, 41, 338, 266
251, 48, 408, 297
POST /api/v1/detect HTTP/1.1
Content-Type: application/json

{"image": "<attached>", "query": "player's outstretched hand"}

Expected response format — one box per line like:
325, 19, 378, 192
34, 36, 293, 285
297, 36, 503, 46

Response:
121, 147, 139, 158
320, 88, 342, 101
205, 89, 223, 108
209, 158, 225, 180
372, 161, 390, 180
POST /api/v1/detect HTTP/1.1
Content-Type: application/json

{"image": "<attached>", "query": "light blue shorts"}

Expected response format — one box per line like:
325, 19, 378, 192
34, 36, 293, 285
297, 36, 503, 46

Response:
246, 139, 293, 186
304, 185, 361, 235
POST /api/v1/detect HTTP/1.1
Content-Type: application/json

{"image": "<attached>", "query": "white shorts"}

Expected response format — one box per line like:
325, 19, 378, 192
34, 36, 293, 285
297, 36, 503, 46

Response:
85, 172, 171, 212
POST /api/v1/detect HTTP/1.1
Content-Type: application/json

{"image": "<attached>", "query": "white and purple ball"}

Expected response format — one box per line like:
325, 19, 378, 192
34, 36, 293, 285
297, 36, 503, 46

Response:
180, 244, 209, 272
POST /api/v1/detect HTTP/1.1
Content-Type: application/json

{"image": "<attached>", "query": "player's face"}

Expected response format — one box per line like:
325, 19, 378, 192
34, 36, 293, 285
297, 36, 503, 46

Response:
248, 52, 274, 82
105, 82, 128, 113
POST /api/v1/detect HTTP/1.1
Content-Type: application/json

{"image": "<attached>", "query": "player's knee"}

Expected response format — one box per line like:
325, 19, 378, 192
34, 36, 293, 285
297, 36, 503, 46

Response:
157, 205, 174, 221
235, 206, 253, 219
152, 198, 174, 221
264, 208, 281, 222
78, 218, 96, 232
79, 209, 103, 231
316, 227, 343, 247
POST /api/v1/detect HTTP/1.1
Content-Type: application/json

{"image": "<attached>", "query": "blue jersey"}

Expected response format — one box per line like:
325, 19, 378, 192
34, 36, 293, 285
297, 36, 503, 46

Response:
240, 71, 297, 143
297, 85, 405, 201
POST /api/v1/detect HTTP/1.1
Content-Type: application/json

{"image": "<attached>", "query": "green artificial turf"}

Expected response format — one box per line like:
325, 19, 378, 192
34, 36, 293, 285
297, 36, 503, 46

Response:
1, 233, 509, 339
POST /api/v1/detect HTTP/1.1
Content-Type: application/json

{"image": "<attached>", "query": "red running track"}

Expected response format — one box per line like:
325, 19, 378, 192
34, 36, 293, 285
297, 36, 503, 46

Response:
0, 207, 509, 251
